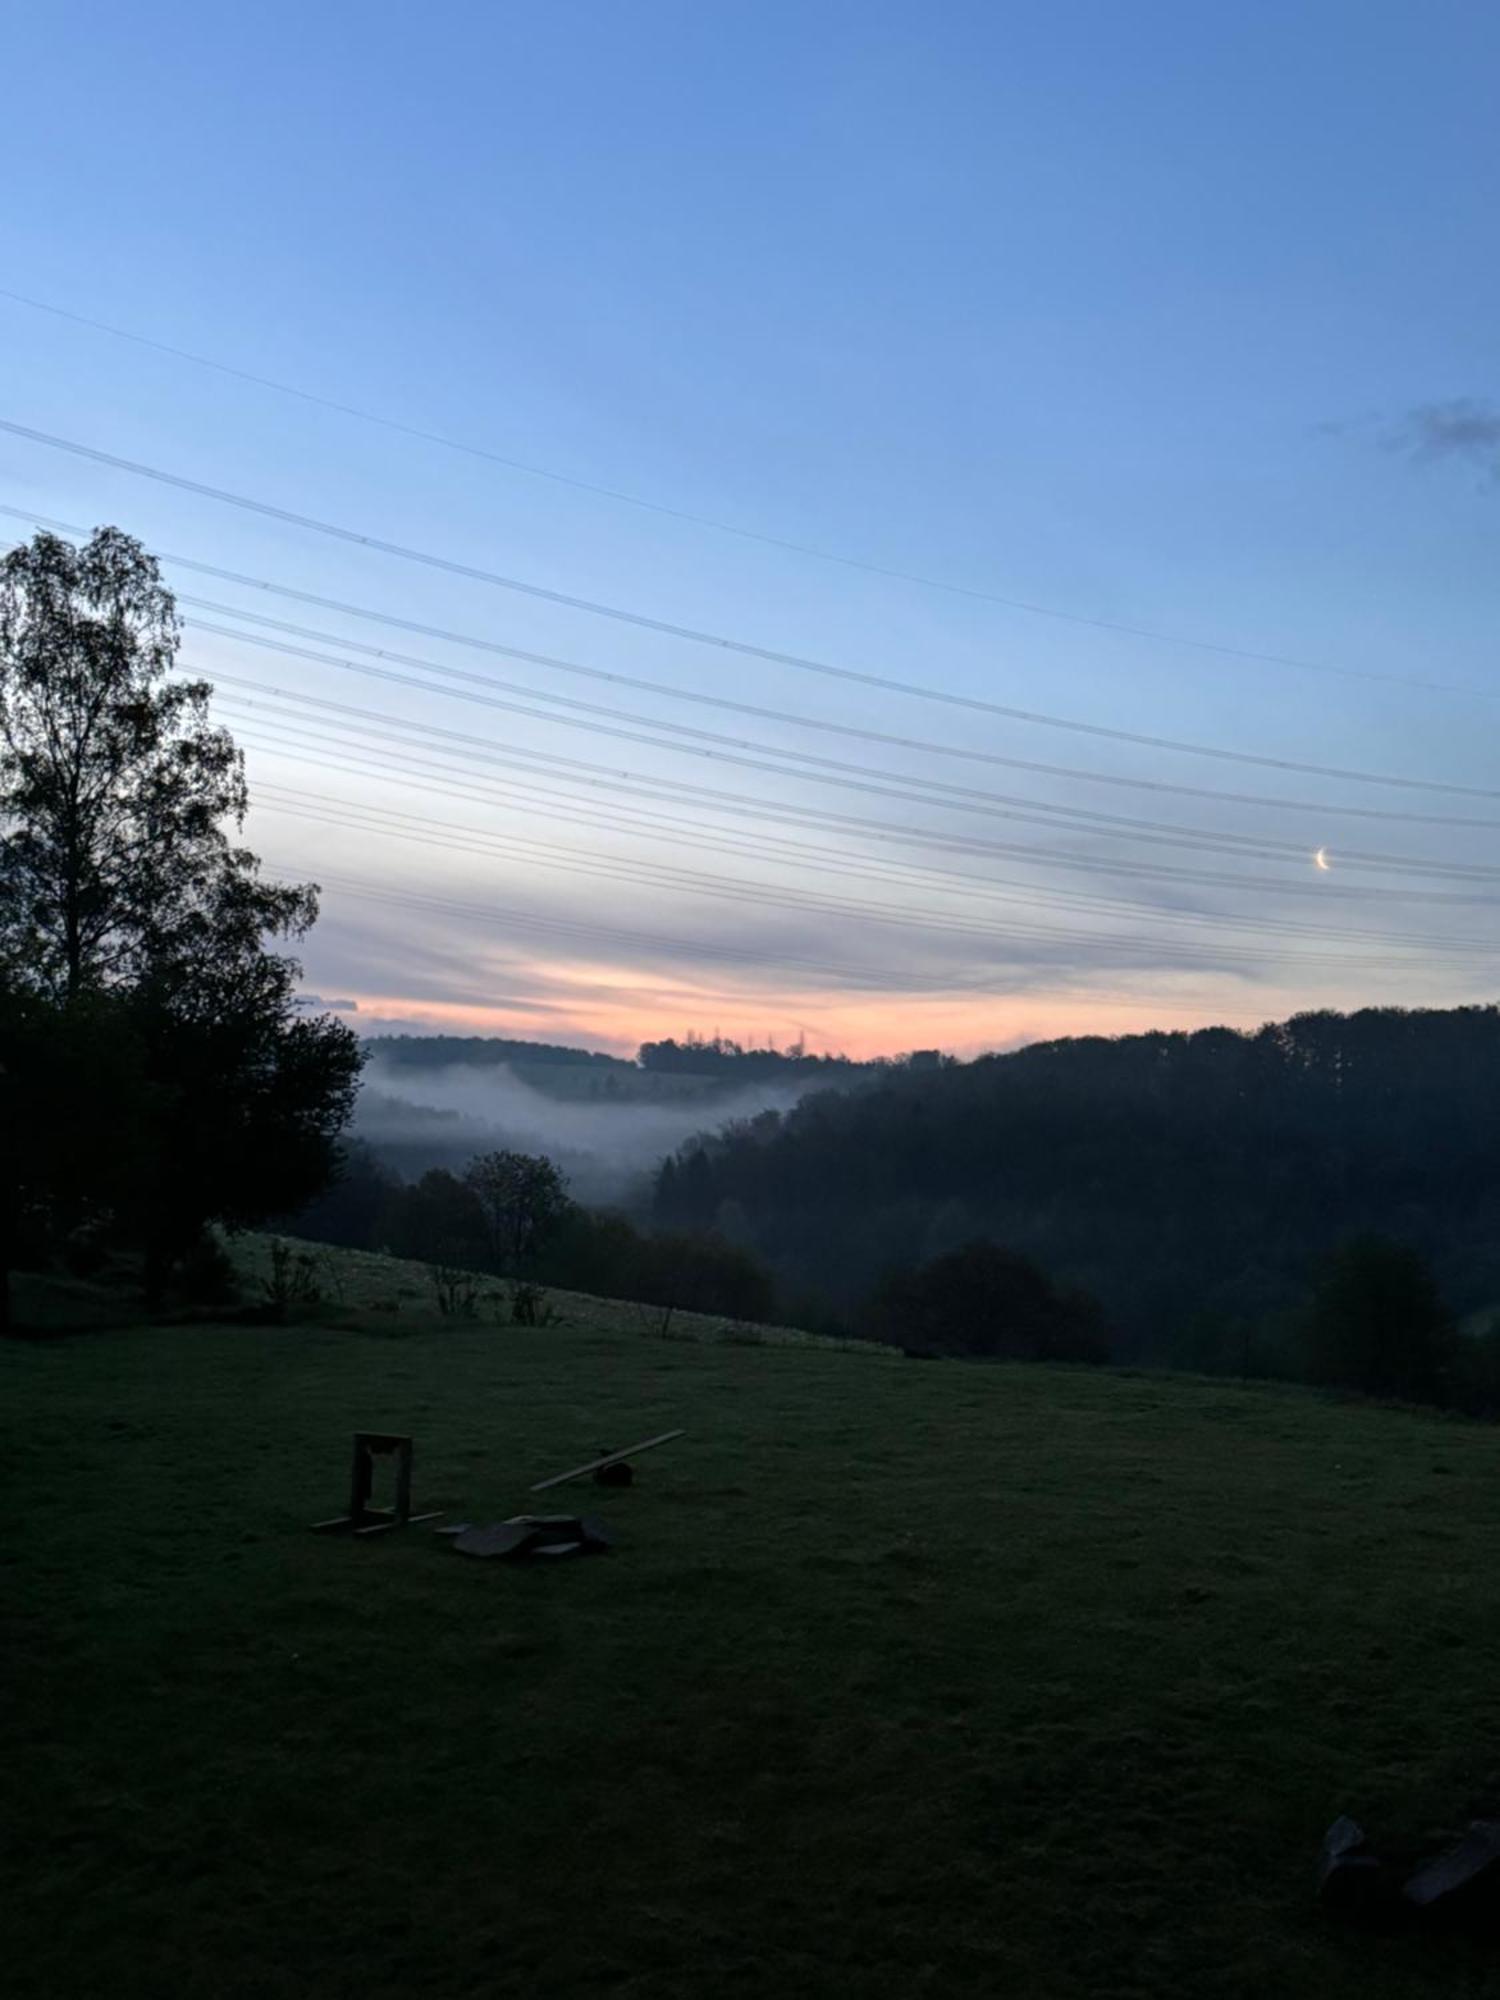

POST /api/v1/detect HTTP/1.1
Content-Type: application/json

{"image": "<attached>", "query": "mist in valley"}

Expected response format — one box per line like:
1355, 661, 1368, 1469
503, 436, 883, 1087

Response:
354, 1054, 814, 1206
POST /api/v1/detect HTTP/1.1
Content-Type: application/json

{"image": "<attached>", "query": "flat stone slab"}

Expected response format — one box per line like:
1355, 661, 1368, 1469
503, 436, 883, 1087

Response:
450, 1515, 612, 1561
453, 1521, 545, 1560
1404, 1821, 1500, 1911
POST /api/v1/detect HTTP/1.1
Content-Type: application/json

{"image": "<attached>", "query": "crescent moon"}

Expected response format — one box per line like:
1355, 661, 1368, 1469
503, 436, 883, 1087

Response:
1314, 847, 1331, 872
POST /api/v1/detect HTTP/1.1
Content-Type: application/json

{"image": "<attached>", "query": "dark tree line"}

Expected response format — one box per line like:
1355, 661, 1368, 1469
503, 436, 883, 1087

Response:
0, 528, 360, 1323
653, 1007, 1500, 1386
369, 1031, 930, 1085
369, 1034, 630, 1073
637, 1034, 865, 1081
638, 1034, 956, 1082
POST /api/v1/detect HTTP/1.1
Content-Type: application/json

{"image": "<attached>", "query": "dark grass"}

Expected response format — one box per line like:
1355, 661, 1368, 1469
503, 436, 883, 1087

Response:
5, 1249, 1500, 1997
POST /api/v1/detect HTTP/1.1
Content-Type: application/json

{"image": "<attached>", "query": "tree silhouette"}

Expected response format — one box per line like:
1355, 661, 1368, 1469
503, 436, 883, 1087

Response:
1304, 1236, 1455, 1402
463, 1150, 571, 1274
0, 526, 360, 1311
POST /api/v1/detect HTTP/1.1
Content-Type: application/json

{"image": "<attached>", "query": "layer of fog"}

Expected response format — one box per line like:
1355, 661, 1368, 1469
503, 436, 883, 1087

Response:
354, 1057, 813, 1207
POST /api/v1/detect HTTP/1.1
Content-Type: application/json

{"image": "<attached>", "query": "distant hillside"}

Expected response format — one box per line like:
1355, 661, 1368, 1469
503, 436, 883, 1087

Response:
653, 1004, 1500, 1356
364, 1032, 890, 1097
368, 1034, 631, 1074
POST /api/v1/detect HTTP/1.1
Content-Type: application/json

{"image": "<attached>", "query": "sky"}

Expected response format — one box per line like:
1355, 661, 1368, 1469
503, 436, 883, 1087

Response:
2, 0, 1499, 1057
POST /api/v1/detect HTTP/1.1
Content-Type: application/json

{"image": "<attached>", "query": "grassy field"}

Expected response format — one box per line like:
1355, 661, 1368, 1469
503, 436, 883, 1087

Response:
5, 1243, 1500, 1998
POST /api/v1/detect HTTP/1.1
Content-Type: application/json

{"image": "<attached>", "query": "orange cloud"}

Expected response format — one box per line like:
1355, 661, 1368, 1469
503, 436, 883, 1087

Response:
332, 971, 1314, 1060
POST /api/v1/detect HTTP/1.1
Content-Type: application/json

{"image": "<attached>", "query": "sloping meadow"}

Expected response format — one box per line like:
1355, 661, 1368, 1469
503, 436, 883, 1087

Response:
5, 1248, 1499, 1998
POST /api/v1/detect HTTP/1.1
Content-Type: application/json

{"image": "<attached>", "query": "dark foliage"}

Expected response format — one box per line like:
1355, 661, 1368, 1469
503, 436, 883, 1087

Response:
261, 1239, 324, 1317
385, 1169, 488, 1267
653, 1007, 1500, 1375
121, 871, 362, 1295
172, 1233, 240, 1308
463, 1149, 571, 1274
0, 983, 151, 1324
584, 1223, 775, 1323
1303, 1237, 1456, 1402
0, 527, 360, 1317
637, 1033, 954, 1082
367, 1034, 628, 1072
637, 1033, 864, 1081
281, 1139, 399, 1248
863, 1240, 1108, 1362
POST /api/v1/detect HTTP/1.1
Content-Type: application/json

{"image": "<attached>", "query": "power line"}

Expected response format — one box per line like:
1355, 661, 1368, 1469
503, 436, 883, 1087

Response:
190, 619, 1500, 884
200, 668, 1500, 908
6, 420, 1500, 798
229, 707, 1354, 932
3, 283, 1480, 703
248, 774, 1380, 970
247, 775, 1500, 977
268, 859, 1357, 1021
179, 583, 1500, 833
9, 502, 1497, 830
220, 699, 1500, 955
260, 782, 1294, 966
188, 608, 1354, 869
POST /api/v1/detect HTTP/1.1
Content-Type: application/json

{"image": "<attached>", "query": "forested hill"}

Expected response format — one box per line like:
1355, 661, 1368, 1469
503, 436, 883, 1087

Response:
652, 1005, 1500, 1355
364, 1032, 889, 1089
366, 1034, 631, 1072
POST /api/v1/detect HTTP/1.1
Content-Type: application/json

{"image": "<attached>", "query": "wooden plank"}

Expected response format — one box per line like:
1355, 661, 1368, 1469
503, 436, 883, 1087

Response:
530, 1429, 686, 1493
352, 1510, 440, 1539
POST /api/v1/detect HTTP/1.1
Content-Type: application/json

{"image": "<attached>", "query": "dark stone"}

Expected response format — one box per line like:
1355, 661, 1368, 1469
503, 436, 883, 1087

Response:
452, 1522, 543, 1560
1404, 1821, 1500, 1915
449, 1514, 611, 1561
594, 1460, 633, 1487
1318, 1817, 1386, 1917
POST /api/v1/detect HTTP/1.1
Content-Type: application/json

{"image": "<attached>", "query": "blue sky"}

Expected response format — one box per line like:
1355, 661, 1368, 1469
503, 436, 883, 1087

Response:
3, 0, 1499, 1053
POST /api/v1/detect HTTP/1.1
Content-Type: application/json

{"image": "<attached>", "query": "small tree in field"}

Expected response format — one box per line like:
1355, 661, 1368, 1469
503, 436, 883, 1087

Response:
463, 1150, 571, 1275
864, 1240, 1108, 1362
1304, 1236, 1455, 1403
0, 527, 361, 1309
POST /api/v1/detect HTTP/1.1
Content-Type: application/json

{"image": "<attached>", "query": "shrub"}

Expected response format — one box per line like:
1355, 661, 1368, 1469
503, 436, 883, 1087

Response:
262, 1239, 322, 1318
1302, 1236, 1456, 1403
863, 1240, 1109, 1363
504, 1279, 555, 1326
430, 1263, 478, 1318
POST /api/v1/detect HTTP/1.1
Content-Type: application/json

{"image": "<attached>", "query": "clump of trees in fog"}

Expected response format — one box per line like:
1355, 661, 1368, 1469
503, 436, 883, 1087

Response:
0, 528, 360, 1323
290, 1139, 776, 1324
